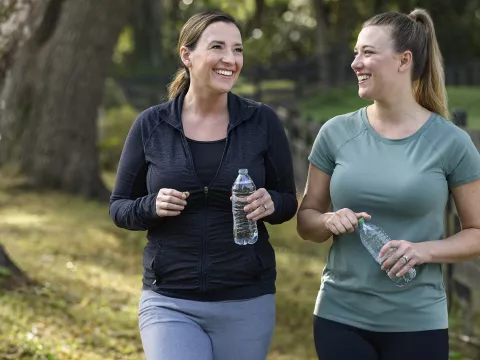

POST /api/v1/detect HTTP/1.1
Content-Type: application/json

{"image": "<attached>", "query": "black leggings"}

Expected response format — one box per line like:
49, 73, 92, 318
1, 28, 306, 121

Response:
314, 316, 449, 360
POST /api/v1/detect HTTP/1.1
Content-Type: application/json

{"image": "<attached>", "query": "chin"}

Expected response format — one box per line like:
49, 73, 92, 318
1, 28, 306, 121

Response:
212, 83, 235, 94
212, 87, 231, 95
358, 88, 373, 100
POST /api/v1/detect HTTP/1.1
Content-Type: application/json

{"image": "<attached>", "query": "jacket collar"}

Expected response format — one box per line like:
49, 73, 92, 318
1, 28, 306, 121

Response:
159, 90, 259, 131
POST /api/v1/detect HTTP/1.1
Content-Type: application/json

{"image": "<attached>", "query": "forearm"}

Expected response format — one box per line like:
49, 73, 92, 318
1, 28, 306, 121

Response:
297, 209, 334, 243
109, 194, 159, 230
419, 228, 480, 263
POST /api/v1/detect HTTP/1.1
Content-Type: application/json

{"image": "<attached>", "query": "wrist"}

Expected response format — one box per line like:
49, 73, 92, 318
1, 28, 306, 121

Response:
322, 212, 335, 234
416, 241, 434, 264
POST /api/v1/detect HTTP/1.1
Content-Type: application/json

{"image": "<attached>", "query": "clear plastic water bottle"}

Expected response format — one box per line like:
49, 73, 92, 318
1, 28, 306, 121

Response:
232, 169, 258, 245
357, 218, 416, 287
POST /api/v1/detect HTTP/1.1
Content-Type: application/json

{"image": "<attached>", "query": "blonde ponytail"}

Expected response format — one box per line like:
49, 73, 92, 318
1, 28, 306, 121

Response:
409, 9, 449, 119
167, 68, 190, 100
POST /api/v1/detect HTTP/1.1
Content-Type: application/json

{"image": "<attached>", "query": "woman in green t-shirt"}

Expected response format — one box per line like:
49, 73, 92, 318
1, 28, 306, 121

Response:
297, 8, 480, 360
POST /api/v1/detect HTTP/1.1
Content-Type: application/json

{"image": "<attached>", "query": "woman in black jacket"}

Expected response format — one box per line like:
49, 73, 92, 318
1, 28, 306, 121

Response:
109, 11, 297, 360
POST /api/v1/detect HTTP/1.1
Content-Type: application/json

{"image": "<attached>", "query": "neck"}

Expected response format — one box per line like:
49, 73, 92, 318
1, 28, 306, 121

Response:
370, 85, 423, 124
184, 85, 228, 117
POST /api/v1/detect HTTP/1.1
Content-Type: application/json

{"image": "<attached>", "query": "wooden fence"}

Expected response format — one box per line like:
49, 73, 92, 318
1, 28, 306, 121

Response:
445, 111, 480, 358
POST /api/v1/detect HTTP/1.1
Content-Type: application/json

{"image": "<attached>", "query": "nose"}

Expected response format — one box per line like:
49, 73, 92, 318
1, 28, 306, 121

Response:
351, 55, 362, 72
222, 50, 235, 65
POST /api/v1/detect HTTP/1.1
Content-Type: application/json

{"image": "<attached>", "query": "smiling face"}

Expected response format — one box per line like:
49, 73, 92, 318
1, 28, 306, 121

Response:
181, 21, 243, 96
351, 25, 411, 102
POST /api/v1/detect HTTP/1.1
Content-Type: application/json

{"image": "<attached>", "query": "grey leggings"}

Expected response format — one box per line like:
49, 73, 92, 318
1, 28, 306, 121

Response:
138, 290, 276, 360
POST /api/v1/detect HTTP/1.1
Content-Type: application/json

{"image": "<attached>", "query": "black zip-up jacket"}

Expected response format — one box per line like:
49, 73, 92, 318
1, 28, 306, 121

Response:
109, 91, 297, 301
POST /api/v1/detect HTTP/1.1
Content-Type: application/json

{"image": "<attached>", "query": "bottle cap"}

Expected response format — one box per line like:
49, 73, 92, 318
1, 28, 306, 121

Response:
238, 169, 248, 175
358, 218, 365, 225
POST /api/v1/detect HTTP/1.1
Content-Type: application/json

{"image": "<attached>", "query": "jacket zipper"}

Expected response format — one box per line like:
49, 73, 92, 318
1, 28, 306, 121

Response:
168, 114, 250, 293
202, 186, 209, 291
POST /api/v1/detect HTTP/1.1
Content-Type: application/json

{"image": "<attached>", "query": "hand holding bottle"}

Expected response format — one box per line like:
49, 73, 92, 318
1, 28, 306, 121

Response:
379, 240, 429, 278
325, 208, 371, 235
243, 188, 274, 221
357, 219, 417, 287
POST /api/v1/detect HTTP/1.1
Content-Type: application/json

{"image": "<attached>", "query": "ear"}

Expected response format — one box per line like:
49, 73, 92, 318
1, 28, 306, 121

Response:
398, 50, 413, 73
180, 46, 192, 68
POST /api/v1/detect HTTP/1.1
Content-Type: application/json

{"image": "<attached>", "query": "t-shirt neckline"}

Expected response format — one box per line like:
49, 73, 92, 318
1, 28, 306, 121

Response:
360, 106, 436, 145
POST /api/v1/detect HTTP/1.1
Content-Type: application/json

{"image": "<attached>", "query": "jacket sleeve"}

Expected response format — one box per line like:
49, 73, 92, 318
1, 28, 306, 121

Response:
261, 105, 298, 224
109, 112, 160, 230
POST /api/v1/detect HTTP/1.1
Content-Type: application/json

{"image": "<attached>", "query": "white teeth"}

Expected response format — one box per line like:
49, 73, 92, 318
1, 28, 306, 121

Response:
214, 69, 233, 76
358, 75, 371, 81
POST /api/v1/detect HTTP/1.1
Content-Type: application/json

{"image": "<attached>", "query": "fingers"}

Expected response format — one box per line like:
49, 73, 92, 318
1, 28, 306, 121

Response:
245, 189, 265, 204
243, 188, 274, 221
343, 212, 359, 232
326, 208, 368, 235
244, 188, 268, 211
157, 200, 184, 211
330, 221, 346, 235
355, 212, 372, 220
394, 251, 415, 277
156, 189, 189, 217
379, 240, 416, 277
157, 189, 190, 201
379, 241, 405, 269
156, 209, 182, 217
379, 240, 402, 262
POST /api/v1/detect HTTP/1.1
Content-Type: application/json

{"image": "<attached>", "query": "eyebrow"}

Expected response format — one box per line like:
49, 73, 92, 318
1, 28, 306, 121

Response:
354, 45, 375, 51
210, 40, 243, 47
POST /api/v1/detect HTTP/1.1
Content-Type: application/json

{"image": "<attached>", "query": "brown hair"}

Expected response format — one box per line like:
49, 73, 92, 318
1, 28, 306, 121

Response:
363, 8, 449, 119
167, 11, 240, 100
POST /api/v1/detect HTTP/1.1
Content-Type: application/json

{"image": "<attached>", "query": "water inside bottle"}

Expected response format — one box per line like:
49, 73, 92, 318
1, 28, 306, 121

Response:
232, 169, 258, 245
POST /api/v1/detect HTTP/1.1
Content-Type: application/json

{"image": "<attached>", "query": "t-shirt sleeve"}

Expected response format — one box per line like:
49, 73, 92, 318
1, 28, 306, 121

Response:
308, 121, 336, 175
446, 128, 480, 188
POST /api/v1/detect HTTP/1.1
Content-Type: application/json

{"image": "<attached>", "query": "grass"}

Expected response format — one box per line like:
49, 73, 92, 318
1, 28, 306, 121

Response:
233, 78, 296, 95
0, 175, 327, 360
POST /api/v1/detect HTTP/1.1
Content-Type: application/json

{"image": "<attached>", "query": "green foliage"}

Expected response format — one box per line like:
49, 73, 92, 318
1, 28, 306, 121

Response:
110, 0, 480, 85
98, 104, 139, 171
447, 87, 480, 127
0, 266, 11, 277
112, 25, 134, 66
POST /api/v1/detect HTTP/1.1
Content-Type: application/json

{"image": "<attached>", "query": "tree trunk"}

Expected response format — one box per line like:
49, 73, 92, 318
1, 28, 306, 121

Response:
244, 0, 265, 37
0, 0, 132, 200
0, 0, 47, 288
0, 243, 30, 289
130, 0, 163, 71
333, 0, 357, 86
312, 0, 331, 90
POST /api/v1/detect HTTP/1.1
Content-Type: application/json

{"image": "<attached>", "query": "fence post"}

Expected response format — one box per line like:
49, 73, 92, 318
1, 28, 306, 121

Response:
452, 108, 467, 127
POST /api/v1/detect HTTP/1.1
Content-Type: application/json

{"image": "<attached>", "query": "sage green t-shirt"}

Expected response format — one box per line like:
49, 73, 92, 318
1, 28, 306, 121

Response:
308, 107, 480, 332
